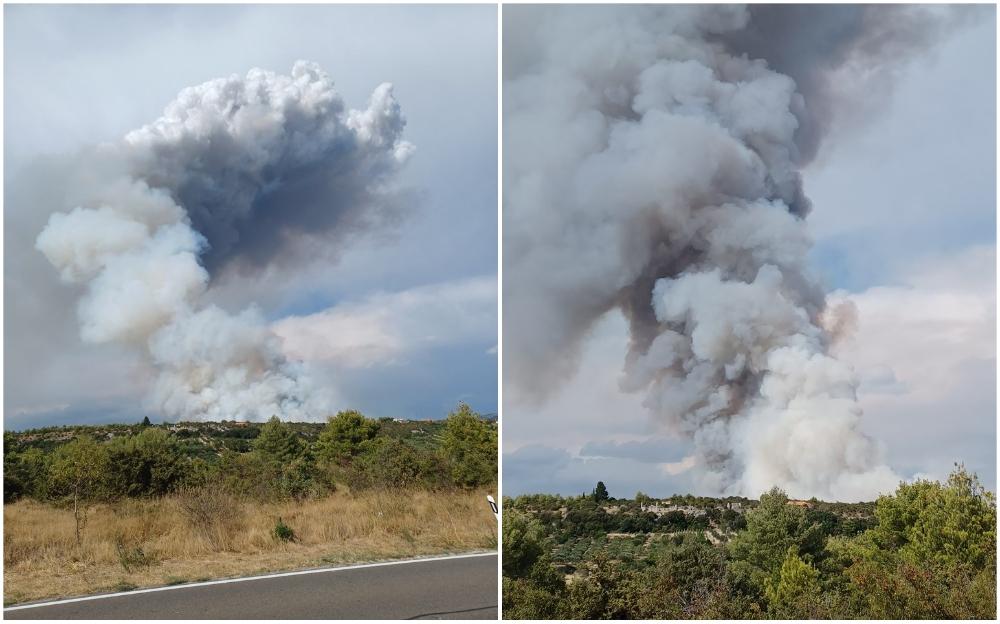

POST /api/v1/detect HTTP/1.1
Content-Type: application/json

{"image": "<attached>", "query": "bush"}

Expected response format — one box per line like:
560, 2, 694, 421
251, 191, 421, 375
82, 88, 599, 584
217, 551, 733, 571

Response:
347, 438, 425, 491
3, 446, 50, 502
105, 428, 186, 498
272, 517, 296, 543
176, 487, 243, 551
503, 577, 564, 620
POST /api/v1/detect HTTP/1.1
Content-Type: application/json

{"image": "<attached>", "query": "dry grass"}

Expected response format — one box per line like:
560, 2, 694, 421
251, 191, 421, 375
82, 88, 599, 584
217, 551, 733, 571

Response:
3, 489, 497, 605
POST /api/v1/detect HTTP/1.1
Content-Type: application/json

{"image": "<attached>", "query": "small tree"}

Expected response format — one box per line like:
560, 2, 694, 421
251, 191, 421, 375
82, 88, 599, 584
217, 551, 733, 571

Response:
765, 548, 823, 618
314, 410, 380, 465
727, 486, 825, 597
440, 403, 497, 488
593, 481, 609, 503
49, 436, 109, 545
254, 416, 304, 464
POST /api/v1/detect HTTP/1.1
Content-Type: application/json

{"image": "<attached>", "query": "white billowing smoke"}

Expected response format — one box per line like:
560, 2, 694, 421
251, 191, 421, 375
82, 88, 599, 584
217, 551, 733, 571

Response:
36, 61, 413, 422
504, 5, 961, 500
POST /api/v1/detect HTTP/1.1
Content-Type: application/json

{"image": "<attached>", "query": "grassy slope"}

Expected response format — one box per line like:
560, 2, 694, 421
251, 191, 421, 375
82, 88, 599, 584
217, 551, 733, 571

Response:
3, 489, 497, 605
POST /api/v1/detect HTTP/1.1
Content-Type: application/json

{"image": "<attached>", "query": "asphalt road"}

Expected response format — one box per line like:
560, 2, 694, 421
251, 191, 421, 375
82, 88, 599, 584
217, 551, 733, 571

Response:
5, 552, 498, 620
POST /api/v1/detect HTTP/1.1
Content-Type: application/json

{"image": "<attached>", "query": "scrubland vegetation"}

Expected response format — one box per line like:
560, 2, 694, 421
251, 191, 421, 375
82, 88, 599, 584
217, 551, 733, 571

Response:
3, 404, 497, 604
502, 467, 996, 619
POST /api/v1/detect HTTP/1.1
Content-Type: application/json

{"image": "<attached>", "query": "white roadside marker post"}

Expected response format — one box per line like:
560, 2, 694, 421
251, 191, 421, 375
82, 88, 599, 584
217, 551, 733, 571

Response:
487, 494, 498, 518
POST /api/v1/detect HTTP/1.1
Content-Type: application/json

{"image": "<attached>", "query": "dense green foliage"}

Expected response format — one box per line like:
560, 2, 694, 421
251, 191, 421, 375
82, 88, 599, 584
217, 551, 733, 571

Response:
314, 410, 380, 465
440, 403, 498, 488
503, 467, 996, 619
3, 406, 497, 507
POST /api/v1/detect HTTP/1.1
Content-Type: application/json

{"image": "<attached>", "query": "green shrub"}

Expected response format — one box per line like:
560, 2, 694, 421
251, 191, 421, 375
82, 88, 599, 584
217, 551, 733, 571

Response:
347, 438, 425, 491
273, 517, 296, 542
106, 428, 186, 498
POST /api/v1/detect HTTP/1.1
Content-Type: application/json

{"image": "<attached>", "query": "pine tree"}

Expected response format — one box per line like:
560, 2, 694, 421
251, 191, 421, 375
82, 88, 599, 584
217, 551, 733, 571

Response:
765, 548, 823, 618
253, 416, 303, 464
593, 481, 609, 503
314, 410, 380, 465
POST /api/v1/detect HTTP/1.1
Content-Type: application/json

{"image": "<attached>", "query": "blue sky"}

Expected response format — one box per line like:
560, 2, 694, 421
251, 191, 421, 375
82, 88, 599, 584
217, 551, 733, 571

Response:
502, 10, 996, 498
4, 5, 497, 428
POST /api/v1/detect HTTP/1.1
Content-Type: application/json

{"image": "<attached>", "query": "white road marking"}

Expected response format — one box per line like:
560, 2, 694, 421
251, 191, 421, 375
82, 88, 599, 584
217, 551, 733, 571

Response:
4, 551, 496, 611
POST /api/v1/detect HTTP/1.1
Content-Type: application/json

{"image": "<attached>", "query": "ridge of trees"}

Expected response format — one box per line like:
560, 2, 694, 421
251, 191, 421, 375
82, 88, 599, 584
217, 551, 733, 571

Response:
502, 466, 996, 619
4, 403, 498, 508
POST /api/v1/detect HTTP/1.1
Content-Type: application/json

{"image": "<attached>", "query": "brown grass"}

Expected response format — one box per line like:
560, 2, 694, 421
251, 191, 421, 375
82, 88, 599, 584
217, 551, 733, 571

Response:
3, 489, 497, 605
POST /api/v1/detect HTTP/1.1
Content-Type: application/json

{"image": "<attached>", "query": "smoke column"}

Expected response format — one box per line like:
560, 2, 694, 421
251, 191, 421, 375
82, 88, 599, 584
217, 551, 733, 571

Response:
36, 61, 414, 422
504, 5, 968, 500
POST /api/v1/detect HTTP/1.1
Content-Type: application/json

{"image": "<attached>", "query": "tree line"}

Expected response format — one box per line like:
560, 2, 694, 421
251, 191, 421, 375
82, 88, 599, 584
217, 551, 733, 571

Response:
503, 466, 996, 619
4, 403, 498, 507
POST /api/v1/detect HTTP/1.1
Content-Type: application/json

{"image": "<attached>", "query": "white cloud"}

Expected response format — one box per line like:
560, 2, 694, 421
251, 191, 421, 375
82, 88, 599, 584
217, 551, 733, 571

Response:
503, 310, 656, 452
829, 245, 996, 486
662, 455, 698, 477
503, 443, 697, 498
272, 275, 496, 369
830, 246, 995, 399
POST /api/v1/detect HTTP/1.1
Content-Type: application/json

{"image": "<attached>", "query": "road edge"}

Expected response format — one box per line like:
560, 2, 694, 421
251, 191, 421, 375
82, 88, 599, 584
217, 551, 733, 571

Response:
4, 550, 497, 612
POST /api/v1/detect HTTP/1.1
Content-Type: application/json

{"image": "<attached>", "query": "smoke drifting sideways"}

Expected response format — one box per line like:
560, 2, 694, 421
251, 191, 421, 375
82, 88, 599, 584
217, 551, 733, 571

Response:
36, 61, 414, 422
503, 5, 970, 501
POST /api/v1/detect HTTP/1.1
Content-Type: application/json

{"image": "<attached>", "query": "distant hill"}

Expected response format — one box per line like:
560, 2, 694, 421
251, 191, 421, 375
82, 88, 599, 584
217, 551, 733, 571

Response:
507, 491, 878, 568
3, 417, 491, 460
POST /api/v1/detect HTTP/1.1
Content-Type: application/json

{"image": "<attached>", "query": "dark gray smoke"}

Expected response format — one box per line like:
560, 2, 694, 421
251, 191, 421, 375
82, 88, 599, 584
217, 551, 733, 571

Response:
503, 4, 973, 499
36, 61, 413, 421
721, 4, 977, 164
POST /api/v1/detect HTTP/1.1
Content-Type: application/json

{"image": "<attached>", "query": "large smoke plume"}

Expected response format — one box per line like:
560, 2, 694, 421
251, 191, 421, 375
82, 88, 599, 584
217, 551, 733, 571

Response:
504, 5, 969, 500
36, 61, 413, 422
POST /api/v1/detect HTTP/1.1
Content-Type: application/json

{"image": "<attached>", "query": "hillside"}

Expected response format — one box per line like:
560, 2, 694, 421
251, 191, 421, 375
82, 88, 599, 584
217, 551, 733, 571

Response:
503, 470, 995, 619
507, 491, 876, 572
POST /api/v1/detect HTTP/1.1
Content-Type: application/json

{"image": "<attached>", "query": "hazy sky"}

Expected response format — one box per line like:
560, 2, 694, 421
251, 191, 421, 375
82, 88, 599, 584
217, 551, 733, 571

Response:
502, 6, 996, 498
4, 4, 498, 428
